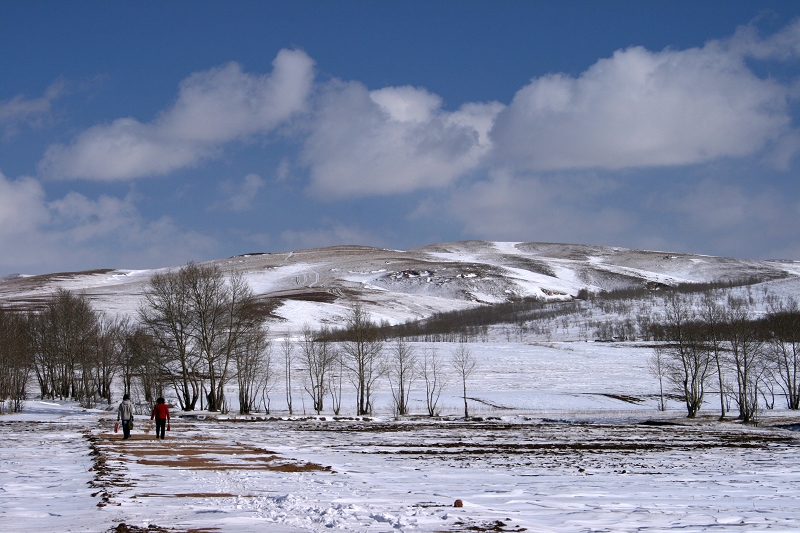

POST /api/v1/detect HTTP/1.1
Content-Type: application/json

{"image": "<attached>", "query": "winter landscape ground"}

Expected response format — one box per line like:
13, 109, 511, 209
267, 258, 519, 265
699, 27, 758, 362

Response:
2, 242, 800, 532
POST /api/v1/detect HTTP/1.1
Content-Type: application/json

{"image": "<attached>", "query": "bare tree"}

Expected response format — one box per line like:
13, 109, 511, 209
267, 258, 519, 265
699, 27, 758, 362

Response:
184, 263, 228, 412
260, 341, 278, 414
29, 289, 99, 404
300, 324, 336, 414
139, 264, 265, 412
451, 342, 476, 419
0, 307, 32, 413
123, 325, 165, 407
699, 291, 727, 419
765, 297, 800, 410
281, 331, 295, 414
725, 297, 767, 423
421, 345, 447, 417
340, 304, 385, 415
648, 346, 668, 411
387, 337, 417, 416
139, 267, 201, 411
215, 270, 266, 414
236, 324, 271, 414
661, 293, 711, 418
327, 345, 345, 415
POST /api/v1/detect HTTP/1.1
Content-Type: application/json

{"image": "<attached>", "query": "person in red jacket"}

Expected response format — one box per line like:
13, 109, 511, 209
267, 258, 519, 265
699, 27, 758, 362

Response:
150, 397, 170, 439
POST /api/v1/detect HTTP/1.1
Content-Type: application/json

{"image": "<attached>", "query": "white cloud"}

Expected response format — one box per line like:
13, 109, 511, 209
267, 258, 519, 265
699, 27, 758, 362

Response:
445, 170, 633, 244
301, 81, 503, 199
490, 40, 792, 172
439, 169, 800, 260
0, 172, 50, 235
40, 49, 315, 180
0, 81, 65, 136
654, 179, 796, 257
728, 18, 800, 60
280, 222, 381, 250
0, 170, 215, 273
213, 173, 265, 212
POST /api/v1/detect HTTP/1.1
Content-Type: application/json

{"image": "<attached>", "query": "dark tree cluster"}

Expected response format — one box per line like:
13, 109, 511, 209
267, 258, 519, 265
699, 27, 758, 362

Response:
650, 293, 800, 423
138, 263, 271, 412
0, 306, 32, 412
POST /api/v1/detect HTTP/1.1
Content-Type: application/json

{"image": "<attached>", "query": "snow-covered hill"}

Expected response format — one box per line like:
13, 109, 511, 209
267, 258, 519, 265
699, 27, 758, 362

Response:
2, 241, 799, 334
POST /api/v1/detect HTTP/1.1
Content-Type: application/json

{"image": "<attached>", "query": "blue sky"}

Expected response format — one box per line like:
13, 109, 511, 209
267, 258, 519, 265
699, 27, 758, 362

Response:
2, 1, 800, 275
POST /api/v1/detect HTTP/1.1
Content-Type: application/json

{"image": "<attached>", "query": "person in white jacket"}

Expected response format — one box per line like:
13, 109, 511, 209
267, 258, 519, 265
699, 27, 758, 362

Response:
117, 394, 134, 440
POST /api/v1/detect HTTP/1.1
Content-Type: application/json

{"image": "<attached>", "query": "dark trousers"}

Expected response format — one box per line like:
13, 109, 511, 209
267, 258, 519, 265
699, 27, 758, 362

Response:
122, 420, 132, 439
155, 418, 167, 439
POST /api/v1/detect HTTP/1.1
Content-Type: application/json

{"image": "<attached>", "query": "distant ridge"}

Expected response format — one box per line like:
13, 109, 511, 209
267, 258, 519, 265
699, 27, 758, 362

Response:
2, 241, 799, 334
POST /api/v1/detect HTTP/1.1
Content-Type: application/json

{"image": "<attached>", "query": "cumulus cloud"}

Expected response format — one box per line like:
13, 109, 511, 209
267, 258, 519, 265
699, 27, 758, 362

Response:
212, 173, 265, 212
490, 40, 792, 172
299, 20, 800, 201
301, 80, 503, 199
40, 49, 315, 180
0, 170, 215, 273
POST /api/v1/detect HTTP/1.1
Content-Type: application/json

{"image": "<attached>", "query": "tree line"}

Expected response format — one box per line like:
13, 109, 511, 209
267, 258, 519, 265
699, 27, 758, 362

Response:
650, 292, 800, 423
0, 262, 480, 418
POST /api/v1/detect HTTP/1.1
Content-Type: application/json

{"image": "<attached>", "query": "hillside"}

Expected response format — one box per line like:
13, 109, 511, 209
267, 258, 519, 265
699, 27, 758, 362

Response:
1, 241, 799, 335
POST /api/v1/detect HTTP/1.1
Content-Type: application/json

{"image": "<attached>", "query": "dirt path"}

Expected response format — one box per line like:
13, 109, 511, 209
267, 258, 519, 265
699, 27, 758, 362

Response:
87, 418, 333, 532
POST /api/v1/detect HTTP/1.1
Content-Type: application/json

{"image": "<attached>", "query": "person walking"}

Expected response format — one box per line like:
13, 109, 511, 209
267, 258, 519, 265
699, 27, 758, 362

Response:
150, 397, 170, 440
117, 394, 134, 440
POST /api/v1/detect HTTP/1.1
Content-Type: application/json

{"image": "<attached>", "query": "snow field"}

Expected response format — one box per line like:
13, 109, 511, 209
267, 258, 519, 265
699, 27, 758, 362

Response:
2, 340, 800, 532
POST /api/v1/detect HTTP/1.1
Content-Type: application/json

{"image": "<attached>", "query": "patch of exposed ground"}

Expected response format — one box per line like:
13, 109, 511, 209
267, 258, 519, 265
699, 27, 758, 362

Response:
598, 393, 645, 404
442, 519, 528, 532
93, 429, 331, 473
106, 523, 220, 533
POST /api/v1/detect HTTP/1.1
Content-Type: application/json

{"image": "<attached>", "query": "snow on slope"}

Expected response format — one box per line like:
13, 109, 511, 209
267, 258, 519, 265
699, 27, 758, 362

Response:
1, 241, 798, 335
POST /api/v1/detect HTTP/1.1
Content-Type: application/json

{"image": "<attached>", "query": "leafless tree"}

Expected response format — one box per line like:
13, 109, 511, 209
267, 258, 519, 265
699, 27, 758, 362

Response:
139, 264, 265, 412
260, 341, 278, 414
139, 267, 201, 411
123, 324, 165, 407
661, 293, 711, 418
281, 331, 295, 414
648, 346, 668, 411
0, 307, 32, 412
300, 324, 336, 414
765, 297, 800, 410
184, 263, 229, 412
214, 270, 266, 413
340, 304, 385, 415
327, 345, 345, 415
387, 337, 417, 416
421, 345, 447, 416
451, 342, 476, 419
699, 291, 728, 419
725, 297, 767, 423
90, 313, 124, 405
236, 323, 271, 414
29, 289, 100, 404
